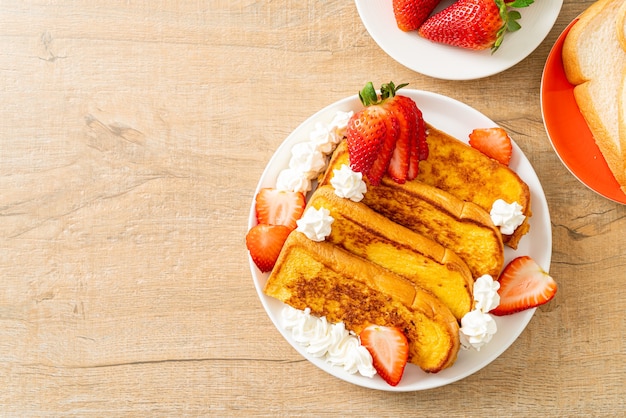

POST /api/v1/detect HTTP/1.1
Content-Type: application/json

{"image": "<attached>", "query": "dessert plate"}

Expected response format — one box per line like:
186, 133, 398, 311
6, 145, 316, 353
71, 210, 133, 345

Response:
248, 90, 552, 391
540, 19, 626, 204
354, 0, 563, 80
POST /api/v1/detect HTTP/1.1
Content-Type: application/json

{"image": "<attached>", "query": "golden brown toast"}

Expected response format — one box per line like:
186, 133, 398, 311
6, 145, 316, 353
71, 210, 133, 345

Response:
320, 145, 504, 279
264, 231, 460, 373
416, 124, 532, 249
308, 185, 473, 321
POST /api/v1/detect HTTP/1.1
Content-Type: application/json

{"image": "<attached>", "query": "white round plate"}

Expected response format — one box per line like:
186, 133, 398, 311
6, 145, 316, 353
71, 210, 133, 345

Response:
354, 0, 563, 80
248, 90, 552, 391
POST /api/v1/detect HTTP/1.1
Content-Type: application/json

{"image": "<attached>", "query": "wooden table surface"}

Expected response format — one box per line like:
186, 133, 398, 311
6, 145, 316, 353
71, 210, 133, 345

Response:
1, 1, 624, 416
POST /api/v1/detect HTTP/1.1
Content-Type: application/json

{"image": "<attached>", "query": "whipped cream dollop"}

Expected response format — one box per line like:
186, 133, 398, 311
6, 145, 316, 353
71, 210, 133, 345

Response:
275, 110, 353, 194
289, 141, 327, 179
490, 199, 525, 235
282, 306, 376, 377
296, 206, 334, 241
459, 309, 498, 351
460, 274, 500, 351
275, 168, 313, 193
473, 274, 501, 313
330, 164, 367, 202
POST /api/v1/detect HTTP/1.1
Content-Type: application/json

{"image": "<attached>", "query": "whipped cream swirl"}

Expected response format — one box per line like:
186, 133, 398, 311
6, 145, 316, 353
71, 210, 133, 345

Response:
460, 274, 500, 351
275, 110, 353, 194
282, 306, 376, 377
490, 199, 525, 235
330, 164, 367, 202
459, 309, 498, 351
473, 274, 501, 313
296, 206, 334, 241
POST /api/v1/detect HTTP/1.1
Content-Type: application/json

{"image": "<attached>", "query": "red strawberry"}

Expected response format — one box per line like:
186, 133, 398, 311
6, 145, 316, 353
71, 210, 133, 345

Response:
359, 325, 409, 386
409, 106, 427, 179
345, 101, 389, 178
245, 224, 291, 273
367, 111, 400, 185
491, 256, 557, 316
393, 0, 443, 32
418, 0, 534, 52
468, 127, 512, 165
347, 82, 427, 185
386, 94, 422, 183
255, 188, 306, 230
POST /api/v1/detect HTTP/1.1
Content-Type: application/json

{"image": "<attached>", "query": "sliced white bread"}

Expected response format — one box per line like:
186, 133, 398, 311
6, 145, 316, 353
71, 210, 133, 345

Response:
562, 0, 626, 192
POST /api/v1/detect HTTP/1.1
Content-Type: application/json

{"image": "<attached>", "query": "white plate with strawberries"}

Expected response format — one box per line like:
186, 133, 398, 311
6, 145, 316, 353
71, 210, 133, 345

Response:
354, 0, 563, 80
248, 89, 552, 391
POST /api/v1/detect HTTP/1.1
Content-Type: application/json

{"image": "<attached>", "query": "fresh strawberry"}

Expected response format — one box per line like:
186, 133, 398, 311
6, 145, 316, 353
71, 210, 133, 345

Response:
345, 100, 389, 178
367, 111, 399, 185
491, 256, 557, 316
255, 188, 306, 230
347, 82, 426, 185
418, 0, 535, 52
359, 325, 409, 386
468, 127, 512, 165
385, 95, 424, 184
393, 0, 443, 32
409, 106, 427, 179
245, 224, 291, 273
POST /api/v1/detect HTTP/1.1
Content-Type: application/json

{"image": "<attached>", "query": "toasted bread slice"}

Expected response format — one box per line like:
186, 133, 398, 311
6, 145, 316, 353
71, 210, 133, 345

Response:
264, 231, 460, 372
308, 185, 474, 321
563, 0, 626, 192
320, 143, 504, 279
415, 125, 531, 248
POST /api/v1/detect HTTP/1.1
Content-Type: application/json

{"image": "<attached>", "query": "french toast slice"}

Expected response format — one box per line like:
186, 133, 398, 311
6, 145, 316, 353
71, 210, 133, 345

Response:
264, 231, 460, 373
308, 185, 473, 321
320, 145, 504, 279
416, 124, 532, 249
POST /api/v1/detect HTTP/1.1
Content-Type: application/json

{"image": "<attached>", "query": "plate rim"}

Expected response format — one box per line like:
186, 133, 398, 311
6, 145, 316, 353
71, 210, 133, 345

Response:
249, 89, 552, 391
540, 17, 626, 205
354, 0, 564, 80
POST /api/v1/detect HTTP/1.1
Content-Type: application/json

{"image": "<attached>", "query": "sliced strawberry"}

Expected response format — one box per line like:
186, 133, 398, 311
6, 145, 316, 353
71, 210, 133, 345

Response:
245, 224, 292, 273
367, 111, 399, 186
393, 0, 443, 32
346, 105, 388, 176
359, 325, 409, 386
386, 95, 416, 183
468, 127, 512, 166
255, 188, 306, 230
491, 256, 557, 316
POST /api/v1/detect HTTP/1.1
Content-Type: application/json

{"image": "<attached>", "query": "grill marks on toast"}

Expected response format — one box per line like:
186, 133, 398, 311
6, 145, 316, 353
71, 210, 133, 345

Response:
264, 232, 460, 373
308, 185, 473, 321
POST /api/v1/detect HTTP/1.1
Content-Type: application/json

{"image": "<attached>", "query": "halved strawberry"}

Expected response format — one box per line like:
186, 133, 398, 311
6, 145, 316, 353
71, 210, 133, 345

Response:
255, 188, 306, 230
491, 256, 557, 316
245, 224, 291, 273
468, 127, 512, 166
359, 325, 409, 386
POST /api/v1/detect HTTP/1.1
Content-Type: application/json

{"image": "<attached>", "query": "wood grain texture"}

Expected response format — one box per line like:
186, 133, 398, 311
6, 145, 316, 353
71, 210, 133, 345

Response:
1, 0, 625, 416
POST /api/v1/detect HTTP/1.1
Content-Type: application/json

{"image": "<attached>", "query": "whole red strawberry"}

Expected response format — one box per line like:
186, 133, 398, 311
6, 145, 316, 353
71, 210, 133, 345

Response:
393, 0, 443, 32
418, 0, 534, 52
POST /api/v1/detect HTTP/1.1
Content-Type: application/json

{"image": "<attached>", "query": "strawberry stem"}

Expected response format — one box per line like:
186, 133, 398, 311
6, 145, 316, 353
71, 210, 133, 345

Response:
358, 81, 409, 106
492, 0, 534, 53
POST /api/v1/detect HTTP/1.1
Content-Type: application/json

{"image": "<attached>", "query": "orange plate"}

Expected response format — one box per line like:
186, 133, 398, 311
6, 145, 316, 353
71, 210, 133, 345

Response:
540, 19, 626, 204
